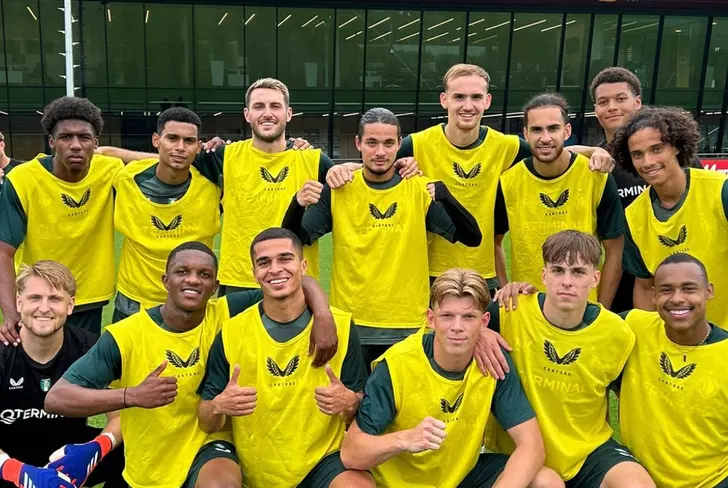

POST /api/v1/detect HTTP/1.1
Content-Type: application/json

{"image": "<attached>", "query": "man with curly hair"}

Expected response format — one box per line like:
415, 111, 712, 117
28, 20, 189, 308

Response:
611, 106, 728, 327
0, 97, 123, 340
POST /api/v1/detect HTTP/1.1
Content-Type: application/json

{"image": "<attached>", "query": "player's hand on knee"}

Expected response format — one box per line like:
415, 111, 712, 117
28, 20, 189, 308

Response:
289, 137, 312, 150
202, 137, 230, 153
401, 417, 446, 453
326, 164, 357, 189
588, 147, 615, 173
212, 365, 257, 417
126, 360, 178, 409
296, 180, 324, 207
0, 315, 21, 347
474, 328, 511, 380
314, 365, 356, 416
493, 282, 537, 311
0, 457, 75, 488
394, 157, 423, 179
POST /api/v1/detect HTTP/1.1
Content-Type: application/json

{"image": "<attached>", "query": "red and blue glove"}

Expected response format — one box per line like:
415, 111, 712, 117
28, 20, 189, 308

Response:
0, 456, 75, 488
46, 434, 114, 487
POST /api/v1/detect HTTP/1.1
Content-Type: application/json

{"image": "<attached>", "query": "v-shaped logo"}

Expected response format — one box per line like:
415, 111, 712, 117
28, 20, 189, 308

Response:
266, 356, 300, 377
260, 167, 289, 183
543, 340, 581, 365
658, 225, 688, 248
9, 377, 23, 388
539, 189, 570, 208
369, 202, 398, 220
61, 189, 91, 209
151, 215, 183, 231
453, 162, 481, 179
659, 352, 696, 379
440, 392, 464, 413
166, 347, 200, 368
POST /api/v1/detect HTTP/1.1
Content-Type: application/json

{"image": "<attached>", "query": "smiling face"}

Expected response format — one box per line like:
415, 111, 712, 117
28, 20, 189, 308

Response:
594, 82, 642, 135
626, 127, 682, 186
654, 262, 713, 333
524, 106, 572, 164
163, 250, 218, 312
542, 254, 600, 312
440, 75, 492, 132
153, 120, 201, 171
16, 276, 74, 338
244, 88, 292, 144
252, 237, 307, 300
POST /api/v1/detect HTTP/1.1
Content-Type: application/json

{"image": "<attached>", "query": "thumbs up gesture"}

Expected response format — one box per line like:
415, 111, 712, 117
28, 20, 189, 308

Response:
211, 364, 257, 417
314, 365, 357, 416
126, 360, 178, 409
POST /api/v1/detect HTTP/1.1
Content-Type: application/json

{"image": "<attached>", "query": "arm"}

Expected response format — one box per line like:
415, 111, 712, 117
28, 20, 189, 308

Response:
494, 418, 545, 488
493, 182, 510, 287
621, 223, 654, 311
426, 181, 482, 247
282, 185, 333, 246
596, 174, 625, 308
633, 277, 655, 311
303, 276, 338, 367
96, 147, 157, 164
0, 242, 19, 344
342, 419, 412, 470
598, 236, 624, 308
566, 145, 614, 173
494, 235, 508, 288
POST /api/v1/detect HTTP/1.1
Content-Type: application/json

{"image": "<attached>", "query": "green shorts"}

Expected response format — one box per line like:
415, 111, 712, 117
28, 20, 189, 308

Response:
714, 476, 728, 488
457, 453, 509, 487
182, 440, 239, 488
566, 439, 640, 488
297, 451, 350, 488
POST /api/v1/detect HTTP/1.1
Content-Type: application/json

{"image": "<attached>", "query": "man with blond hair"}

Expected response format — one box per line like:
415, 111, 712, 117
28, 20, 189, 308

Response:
341, 268, 553, 487
0, 261, 124, 488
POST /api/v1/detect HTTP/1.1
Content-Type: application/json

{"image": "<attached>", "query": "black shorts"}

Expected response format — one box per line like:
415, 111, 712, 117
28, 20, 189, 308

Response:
457, 453, 509, 487
181, 440, 239, 488
566, 439, 641, 488
66, 306, 104, 336
297, 451, 350, 488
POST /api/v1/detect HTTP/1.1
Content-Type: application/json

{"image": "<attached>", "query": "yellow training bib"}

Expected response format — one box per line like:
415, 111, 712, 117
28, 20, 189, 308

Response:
8, 154, 122, 305
621, 310, 728, 488
114, 159, 221, 307
486, 294, 634, 480
412, 125, 519, 279
106, 299, 232, 488
329, 170, 432, 329
500, 154, 606, 301
219, 140, 320, 288
371, 333, 497, 487
626, 168, 728, 328
221, 304, 352, 488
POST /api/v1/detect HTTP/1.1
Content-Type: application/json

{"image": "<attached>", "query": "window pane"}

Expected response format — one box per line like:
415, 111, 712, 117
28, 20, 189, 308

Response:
508, 13, 563, 112
40, 0, 64, 88
245, 7, 276, 82
10, 115, 45, 160
333, 114, 357, 160
364, 10, 421, 110
702, 18, 728, 112
287, 114, 329, 153
278, 8, 333, 90
418, 11, 466, 113
146, 5, 192, 90
334, 9, 364, 113
617, 15, 660, 102
655, 16, 708, 110
560, 14, 591, 105
81, 2, 108, 89
4, 0, 42, 87
199, 115, 245, 142
587, 15, 619, 83
194, 6, 245, 113
466, 12, 512, 130
697, 113, 721, 153
106, 3, 146, 110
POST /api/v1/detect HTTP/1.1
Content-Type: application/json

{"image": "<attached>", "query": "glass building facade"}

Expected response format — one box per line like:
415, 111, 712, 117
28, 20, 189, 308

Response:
1, 0, 728, 160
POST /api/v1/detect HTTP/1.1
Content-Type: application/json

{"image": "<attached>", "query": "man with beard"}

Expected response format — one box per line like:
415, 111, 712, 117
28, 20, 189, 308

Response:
283, 108, 481, 367
617, 253, 728, 488
494, 92, 624, 307
0, 97, 123, 340
612, 106, 728, 327
45, 241, 337, 488
0, 261, 124, 488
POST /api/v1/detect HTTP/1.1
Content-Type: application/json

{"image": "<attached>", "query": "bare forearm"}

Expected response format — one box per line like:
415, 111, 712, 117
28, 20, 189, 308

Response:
302, 276, 329, 315
342, 391, 363, 424
96, 146, 157, 164
0, 252, 18, 321
633, 280, 655, 311
197, 399, 226, 434
494, 240, 508, 288
597, 248, 623, 308
44, 381, 125, 417
341, 429, 407, 470
566, 145, 595, 157
493, 442, 545, 488
101, 413, 123, 447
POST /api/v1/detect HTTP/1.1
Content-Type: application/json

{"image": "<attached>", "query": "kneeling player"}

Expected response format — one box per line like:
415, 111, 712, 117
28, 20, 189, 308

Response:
45, 241, 336, 487
486, 231, 654, 487
341, 268, 554, 488
197, 228, 372, 488
619, 254, 728, 487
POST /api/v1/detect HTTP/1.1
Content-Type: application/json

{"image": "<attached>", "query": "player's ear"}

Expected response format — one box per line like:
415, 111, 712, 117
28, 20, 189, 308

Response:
439, 91, 448, 110
162, 272, 170, 292
426, 308, 436, 329
300, 257, 308, 276
66, 295, 75, 316
286, 106, 293, 122
591, 269, 601, 289
541, 267, 548, 287
564, 122, 572, 140
243, 107, 251, 123
355, 136, 362, 152
706, 282, 715, 301
211, 279, 220, 297
152, 132, 161, 149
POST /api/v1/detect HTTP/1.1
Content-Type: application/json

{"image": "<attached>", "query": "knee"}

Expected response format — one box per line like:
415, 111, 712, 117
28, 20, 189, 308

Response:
197, 477, 240, 488
529, 467, 565, 488
330, 470, 376, 488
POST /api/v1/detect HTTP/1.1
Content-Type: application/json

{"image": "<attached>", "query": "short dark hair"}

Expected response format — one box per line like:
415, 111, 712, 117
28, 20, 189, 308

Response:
542, 230, 601, 268
358, 108, 401, 138
41, 96, 103, 137
250, 227, 303, 263
156, 107, 202, 135
656, 253, 708, 284
610, 107, 699, 176
166, 241, 218, 272
590, 67, 642, 102
523, 92, 570, 126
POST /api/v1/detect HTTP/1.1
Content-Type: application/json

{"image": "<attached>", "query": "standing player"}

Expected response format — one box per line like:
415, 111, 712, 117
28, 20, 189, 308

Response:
112, 107, 221, 322
391, 64, 615, 294
0, 97, 123, 340
485, 231, 655, 487
341, 268, 554, 488
282, 108, 481, 366
0, 261, 124, 488
494, 93, 624, 307
45, 241, 337, 488
197, 228, 373, 488
0, 132, 22, 189
618, 254, 728, 488
612, 106, 728, 326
